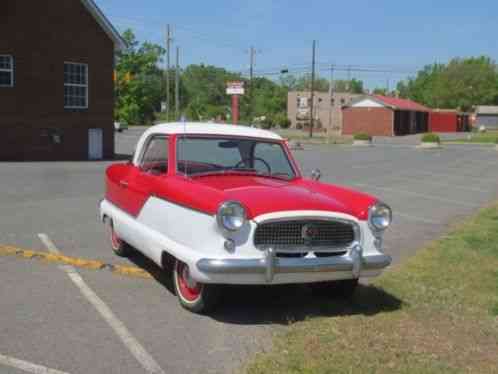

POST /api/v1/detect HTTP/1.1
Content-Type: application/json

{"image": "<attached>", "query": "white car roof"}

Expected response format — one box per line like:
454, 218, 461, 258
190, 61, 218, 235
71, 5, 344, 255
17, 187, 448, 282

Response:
132, 122, 282, 166
144, 122, 282, 141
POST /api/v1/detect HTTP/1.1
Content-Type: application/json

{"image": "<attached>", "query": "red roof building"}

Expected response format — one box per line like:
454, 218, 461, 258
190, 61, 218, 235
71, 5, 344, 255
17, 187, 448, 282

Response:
373, 95, 431, 112
342, 95, 431, 137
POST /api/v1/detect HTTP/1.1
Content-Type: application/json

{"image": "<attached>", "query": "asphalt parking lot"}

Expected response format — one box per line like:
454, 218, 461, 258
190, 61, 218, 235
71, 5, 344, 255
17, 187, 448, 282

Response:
1, 128, 497, 374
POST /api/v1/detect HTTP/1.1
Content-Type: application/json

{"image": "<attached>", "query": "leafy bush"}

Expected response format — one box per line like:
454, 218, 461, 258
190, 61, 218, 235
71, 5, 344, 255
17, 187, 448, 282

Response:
421, 133, 441, 143
353, 133, 372, 141
271, 113, 291, 129
260, 116, 275, 130
296, 123, 303, 130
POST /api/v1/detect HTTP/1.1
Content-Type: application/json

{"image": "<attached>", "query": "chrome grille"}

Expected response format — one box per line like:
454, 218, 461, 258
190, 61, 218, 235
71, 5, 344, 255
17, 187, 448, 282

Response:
254, 219, 356, 249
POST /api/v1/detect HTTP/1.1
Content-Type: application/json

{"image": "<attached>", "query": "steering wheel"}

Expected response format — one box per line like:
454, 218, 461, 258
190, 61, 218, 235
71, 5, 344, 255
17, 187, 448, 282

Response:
232, 157, 272, 174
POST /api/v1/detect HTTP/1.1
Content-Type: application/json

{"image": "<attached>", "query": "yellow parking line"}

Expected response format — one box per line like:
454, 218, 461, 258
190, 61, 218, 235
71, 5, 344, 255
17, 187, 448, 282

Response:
0, 245, 152, 280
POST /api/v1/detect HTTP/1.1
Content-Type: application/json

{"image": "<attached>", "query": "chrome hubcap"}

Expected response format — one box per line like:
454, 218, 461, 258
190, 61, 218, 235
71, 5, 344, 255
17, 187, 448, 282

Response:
182, 266, 197, 289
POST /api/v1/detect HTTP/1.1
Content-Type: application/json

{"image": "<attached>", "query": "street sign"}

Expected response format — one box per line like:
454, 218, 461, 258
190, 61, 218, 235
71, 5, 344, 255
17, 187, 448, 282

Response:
226, 81, 245, 95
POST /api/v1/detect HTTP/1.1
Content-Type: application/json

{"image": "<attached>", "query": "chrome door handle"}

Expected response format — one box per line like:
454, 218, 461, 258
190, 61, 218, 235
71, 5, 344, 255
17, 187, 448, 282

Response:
119, 180, 129, 188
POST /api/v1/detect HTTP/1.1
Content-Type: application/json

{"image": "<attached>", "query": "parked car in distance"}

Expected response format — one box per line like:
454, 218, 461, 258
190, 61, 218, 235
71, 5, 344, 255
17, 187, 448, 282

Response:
99, 123, 393, 313
114, 121, 128, 132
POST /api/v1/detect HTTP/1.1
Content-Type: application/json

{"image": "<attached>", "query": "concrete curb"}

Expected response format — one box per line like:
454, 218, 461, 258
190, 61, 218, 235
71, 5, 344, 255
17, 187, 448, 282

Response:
353, 140, 373, 147
417, 142, 441, 149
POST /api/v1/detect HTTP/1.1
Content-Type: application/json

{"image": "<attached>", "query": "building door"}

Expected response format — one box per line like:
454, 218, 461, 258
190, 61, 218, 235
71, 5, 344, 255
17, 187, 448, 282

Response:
88, 128, 103, 160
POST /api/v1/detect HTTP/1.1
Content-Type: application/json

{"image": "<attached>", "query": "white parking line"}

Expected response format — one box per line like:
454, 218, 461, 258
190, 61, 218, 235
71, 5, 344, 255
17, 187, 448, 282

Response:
349, 182, 479, 208
37, 234, 166, 374
0, 353, 70, 374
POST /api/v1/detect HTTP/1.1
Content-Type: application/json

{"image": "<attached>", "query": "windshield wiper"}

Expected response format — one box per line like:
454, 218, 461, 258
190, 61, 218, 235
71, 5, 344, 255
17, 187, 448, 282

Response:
191, 169, 257, 178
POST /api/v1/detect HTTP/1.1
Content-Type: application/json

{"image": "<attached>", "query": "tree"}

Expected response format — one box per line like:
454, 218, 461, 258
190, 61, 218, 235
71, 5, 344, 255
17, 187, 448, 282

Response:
181, 64, 244, 121
333, 79, 364, 94
293, 74, 330, 92
372, 88, 388, 95
115, 30, 165, 125
250, 77, 287, 120
396, 56, 498, 111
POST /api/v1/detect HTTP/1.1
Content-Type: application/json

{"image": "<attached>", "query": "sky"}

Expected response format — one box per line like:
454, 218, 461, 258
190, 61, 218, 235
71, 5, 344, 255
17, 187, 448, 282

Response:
96, 0, 498, 89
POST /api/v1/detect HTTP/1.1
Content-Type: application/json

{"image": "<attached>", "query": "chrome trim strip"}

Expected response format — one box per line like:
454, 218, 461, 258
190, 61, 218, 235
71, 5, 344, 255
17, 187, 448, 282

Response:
151, 194, 214, 217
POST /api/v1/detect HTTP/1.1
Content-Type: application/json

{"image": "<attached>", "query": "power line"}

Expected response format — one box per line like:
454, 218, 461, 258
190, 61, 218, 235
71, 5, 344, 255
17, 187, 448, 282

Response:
110, 15, 244, 52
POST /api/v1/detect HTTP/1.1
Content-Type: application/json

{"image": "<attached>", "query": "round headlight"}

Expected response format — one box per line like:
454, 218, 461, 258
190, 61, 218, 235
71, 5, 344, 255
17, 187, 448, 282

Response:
217, 201, 247, 232
369, 203, 392, 231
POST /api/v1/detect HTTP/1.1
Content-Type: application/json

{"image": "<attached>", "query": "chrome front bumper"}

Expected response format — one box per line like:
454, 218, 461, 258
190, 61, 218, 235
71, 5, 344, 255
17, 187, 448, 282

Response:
196, 246, 392, 283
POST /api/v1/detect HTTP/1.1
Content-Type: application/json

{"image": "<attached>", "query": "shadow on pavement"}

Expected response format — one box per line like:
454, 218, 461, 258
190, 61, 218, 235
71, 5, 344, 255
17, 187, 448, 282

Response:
127, 251, 403, 326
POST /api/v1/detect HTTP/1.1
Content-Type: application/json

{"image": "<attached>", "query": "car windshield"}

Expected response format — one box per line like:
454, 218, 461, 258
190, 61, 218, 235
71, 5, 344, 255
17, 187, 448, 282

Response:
176, 136, 296, 180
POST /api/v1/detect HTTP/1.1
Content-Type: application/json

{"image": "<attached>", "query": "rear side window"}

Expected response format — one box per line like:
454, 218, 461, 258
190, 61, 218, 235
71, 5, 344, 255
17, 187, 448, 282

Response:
140, 136, 169, 175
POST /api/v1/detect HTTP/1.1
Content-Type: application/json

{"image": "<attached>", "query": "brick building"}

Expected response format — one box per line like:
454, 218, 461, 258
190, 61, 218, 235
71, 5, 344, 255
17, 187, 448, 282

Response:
287, 91, 361, 133
0, 0, 125, 160
342, 95, 430, 137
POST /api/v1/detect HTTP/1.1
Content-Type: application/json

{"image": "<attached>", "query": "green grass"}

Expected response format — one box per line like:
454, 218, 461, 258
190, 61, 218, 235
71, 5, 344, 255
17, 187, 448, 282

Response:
421, 133, 441, 143
444, 131, 498, 144
246, 204, 498, 374
353, 133, 373, 141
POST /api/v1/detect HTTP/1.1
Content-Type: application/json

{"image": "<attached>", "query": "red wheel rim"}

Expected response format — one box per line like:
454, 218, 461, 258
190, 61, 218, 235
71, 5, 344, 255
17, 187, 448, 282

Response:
110, 225, 122, 250
176, 261, 202, 302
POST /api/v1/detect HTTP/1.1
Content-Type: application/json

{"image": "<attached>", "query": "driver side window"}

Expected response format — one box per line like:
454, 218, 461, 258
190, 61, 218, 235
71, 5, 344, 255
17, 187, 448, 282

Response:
253, 142, 294, 178
140, 136, 168, 175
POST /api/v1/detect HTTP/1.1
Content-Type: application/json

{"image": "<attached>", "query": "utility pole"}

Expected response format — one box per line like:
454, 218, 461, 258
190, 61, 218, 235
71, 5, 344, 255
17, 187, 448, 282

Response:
165, 25, 172, 121
175, 46, 180, 120
347, 65, 352, 92
328, 64, 334, 129
309, 40, 316, 138
249, 46, 256, 124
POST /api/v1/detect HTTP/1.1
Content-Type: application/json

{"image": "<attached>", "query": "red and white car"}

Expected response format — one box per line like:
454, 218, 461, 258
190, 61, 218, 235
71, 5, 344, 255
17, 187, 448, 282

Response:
100, 123, 392, 313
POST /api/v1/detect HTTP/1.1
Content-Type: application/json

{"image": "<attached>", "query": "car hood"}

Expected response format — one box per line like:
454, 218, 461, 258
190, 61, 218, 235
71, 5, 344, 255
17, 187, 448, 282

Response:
192, 175, 376, 220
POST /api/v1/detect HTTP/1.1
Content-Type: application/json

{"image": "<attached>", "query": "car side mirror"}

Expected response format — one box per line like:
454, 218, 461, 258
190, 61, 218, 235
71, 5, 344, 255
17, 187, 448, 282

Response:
311, 169, 321, 181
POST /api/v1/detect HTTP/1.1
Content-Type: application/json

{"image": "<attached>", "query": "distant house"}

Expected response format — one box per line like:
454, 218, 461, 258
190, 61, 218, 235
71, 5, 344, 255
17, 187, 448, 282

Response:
474, 106, 498, 130
1, 0, 125, 160
287, 91, 362, 133
342, 95, 431, 137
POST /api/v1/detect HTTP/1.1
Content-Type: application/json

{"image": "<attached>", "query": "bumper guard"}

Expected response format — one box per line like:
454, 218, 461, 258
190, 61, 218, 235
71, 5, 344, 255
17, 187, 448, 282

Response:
196, 245, 391, 283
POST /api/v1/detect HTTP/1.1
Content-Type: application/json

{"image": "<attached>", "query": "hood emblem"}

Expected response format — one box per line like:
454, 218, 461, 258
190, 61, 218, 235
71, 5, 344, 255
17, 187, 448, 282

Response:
301, 224, 319, 245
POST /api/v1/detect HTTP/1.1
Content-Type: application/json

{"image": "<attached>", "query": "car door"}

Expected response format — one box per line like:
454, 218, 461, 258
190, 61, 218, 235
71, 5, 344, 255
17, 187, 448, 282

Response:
118, 135, 169, 258
125, 135, 169, 216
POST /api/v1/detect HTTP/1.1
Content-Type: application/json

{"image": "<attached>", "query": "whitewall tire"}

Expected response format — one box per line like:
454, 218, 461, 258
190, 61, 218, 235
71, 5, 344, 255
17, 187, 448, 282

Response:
173, 260, 220, 313
109, 220, 132, 257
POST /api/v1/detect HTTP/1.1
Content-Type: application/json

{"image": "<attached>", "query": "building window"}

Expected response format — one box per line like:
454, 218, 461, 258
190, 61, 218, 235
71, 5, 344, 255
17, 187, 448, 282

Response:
298, 97, 309, 108
64, 62, 88, 109
0, 55, 14, 87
